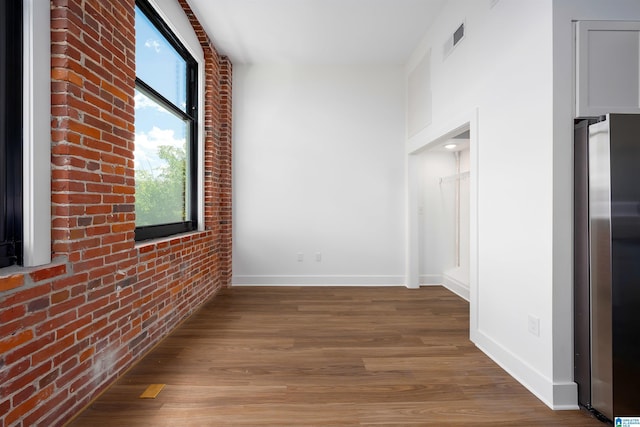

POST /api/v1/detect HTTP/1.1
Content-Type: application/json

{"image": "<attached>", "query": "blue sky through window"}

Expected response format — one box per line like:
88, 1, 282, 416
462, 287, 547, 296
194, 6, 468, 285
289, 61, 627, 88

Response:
134, 89, 186, 175
135, 7, 187, 110
134, 5, 191, 227
134, 5, 189, 175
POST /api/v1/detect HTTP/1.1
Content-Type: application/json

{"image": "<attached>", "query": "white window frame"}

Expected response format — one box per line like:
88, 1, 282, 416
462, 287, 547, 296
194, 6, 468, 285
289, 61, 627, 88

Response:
22, 0, 51, 267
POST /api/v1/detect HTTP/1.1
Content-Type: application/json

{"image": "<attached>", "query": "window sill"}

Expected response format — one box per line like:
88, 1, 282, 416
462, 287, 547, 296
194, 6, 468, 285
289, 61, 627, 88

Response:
0, 258, 68, 293
135, 229, 208, 251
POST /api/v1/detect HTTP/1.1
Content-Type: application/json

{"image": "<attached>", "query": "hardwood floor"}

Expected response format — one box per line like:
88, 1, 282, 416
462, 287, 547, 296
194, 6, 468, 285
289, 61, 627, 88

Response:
68, 286, 603, 426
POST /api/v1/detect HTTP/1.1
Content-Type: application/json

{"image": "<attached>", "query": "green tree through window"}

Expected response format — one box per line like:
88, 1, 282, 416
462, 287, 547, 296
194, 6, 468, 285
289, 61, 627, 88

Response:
135, 145, 186, 226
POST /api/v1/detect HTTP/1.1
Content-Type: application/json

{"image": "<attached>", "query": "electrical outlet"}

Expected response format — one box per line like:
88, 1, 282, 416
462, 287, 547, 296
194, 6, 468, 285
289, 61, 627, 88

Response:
528, 315, 540, 337
315, 252, 322, 262
297, 253, 304, 262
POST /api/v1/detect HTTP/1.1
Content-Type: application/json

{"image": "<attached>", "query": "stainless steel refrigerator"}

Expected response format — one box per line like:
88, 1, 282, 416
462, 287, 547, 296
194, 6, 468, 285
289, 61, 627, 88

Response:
574, 113, 640, 421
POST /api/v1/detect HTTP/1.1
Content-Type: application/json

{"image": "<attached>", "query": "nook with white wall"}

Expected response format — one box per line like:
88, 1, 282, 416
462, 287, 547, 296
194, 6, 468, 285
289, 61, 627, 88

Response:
415, 140, 470, 301
232, 65, 406, 286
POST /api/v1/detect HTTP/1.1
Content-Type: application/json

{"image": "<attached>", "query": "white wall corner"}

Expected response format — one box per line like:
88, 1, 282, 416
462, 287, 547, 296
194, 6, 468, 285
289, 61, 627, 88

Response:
419, 274, 442, 286
442, 273, 470, 301
233, 65, 405, 286
473, 331, 579, 410
551, 381, 579, 410
405, 154, 420, 289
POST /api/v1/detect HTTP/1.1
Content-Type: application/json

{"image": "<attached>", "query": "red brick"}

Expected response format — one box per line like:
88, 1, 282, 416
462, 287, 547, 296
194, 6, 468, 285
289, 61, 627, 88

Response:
67, 120, 101, 139
82, 245, 111, 259
85, 183, 112, 194
51, 67, 83, 86
27, 297, 49, 313
49, 295, 87, 317
0, 399, 9, 421
79, 346, 95, 363
54, 359, 91, 391
2, 361, 51, 397
0, 358, 30, 386
100, 79, 128, 102
31, 335, 74, 366
0, 330, 34, 354
12, 385, 36, 407
0, 305, 27, 323
56, 315, 91, 340
68, 94, 100, 117
34, 388, 72, 427
85, 205, 112, 215
23, 387, 68, 427
0, 274, 25, 292
53, 340, 85, 366
84, 91, 113, 113
1, 283, 51, 307
52, 143, 101, 162
100, 151, 127, 166
51, 289, 69, 304
5, 384, 54, 426
4, 332, 55, 365
77, 296, 111, 318
39, 368, 60, 389
0, 312, 47, 338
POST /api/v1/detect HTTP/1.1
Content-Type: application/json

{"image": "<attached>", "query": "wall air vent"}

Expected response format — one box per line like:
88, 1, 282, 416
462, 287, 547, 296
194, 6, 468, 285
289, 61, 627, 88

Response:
443, 22, 465, 59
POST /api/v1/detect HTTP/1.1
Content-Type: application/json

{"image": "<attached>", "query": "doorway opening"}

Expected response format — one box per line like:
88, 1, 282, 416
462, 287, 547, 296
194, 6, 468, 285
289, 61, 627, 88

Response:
415, 130, 470, 299
406, 110, 478, 353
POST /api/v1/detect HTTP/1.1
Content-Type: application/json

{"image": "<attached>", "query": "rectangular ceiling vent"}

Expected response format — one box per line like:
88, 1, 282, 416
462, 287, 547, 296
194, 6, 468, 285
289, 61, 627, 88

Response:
443, 22, 465, 59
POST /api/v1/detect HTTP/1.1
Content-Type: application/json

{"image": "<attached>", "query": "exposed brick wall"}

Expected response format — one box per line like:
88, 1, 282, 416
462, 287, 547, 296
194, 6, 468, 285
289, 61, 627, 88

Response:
179, 0, 233, 286
0, 1, 232, 426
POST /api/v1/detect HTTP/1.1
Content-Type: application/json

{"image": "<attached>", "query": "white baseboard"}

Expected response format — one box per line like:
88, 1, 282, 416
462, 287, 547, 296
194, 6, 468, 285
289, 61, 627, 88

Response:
442, 273, 470, 301
231, 275, 405, 286
472, 330, 579, 410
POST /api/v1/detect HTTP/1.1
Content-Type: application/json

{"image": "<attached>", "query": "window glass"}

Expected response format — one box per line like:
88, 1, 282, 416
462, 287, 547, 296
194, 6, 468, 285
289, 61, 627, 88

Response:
0, 0, 23, 267
134, 0, 197, 241
135, 7, 187, 111
134, 88, 190, 226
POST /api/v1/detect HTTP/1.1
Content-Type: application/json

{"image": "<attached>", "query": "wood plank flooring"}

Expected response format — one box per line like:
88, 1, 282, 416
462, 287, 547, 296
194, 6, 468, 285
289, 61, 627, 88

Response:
68, 286, 603, 426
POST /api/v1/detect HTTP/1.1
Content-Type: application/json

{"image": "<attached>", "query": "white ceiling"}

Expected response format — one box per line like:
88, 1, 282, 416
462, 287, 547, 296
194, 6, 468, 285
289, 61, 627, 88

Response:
186, 0, 445, 65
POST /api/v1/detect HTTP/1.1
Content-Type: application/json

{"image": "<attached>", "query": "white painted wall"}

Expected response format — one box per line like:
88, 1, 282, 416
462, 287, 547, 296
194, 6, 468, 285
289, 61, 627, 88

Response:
232, 65, 406, 285
417, 149, 456, 284
443, 145, 470, 299
406, 0, 561, 407
407, 49, 432, 137
407, 0, 640, 410
416, 142, 471, 297
458, 147, 470, 280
